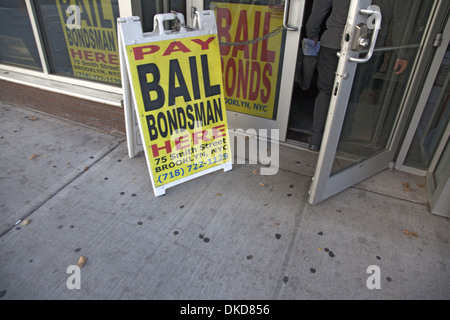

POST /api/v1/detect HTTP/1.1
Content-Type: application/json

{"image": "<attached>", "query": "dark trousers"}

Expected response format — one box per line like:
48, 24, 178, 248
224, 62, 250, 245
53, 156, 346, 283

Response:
309, 46, 340, 147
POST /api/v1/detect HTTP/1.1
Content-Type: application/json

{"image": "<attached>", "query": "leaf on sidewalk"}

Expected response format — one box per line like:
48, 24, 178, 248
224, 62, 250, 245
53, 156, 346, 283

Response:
402, 182, 411, 192
402, 229, 418, 237
21, 218, 32, 226
77, 256, 87, 268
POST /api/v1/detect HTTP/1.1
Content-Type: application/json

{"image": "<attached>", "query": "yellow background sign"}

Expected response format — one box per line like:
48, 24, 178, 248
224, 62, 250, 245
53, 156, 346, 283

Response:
213, 2, 284, 119
125, 34, 230, 187
56, 0, 120, 84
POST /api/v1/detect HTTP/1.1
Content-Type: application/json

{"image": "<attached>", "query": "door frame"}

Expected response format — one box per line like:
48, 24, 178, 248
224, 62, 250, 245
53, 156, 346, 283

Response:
394, 3, 450, 175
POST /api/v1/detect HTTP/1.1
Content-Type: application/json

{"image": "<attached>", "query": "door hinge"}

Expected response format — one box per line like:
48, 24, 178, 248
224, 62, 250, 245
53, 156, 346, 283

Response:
433, 33, 443, 47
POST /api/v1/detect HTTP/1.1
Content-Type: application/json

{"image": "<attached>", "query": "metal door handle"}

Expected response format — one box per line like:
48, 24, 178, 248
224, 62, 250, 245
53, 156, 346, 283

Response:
283, 0, 298, 31
349, 6, 382, 63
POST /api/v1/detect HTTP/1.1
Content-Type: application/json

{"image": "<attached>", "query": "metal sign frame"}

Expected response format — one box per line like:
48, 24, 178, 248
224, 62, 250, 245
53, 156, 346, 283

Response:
118, 11, 232, 197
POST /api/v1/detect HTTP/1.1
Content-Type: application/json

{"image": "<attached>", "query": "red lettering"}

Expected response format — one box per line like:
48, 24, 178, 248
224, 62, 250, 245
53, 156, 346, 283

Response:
71, 49, 118, 66
261, 63, 272, 103
225, 58, 237, 97
192, 130, 211, 145
261, 12, 275, 63
133, 45, 160, 60
212, 125, 226, 139
163, 41, 191, 56
216, 8, 232, 56
237, 60, 250, 99
84, 50, 94, 61
191, 37, 215, 50
95, 52, 107, 63
108, 54, 119, 65
232, 10, 249, 59
192, 131, 203, 145
251, 11, 261, 60
249, 61, 261, 101
174, 134, 190, 151
151, 140, 172, 158
70, 49, 82, 59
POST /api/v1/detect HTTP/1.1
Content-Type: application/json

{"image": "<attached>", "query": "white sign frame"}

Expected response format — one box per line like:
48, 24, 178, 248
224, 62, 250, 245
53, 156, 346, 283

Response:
118, 11, 232, 197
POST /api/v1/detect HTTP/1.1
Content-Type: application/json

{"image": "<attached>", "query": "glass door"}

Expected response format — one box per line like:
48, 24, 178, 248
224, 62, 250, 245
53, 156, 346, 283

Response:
191, 0, 305, 141
309, 0, 439, 205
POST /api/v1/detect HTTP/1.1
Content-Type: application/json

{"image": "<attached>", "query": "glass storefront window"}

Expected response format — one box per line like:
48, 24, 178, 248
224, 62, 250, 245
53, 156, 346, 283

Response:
35, 0, 121, 85
0, 0, 42, 70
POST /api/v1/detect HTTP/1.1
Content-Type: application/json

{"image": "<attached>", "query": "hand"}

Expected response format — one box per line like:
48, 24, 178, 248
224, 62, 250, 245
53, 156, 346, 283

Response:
394, 59, 408, 75
313, 38, 319, 47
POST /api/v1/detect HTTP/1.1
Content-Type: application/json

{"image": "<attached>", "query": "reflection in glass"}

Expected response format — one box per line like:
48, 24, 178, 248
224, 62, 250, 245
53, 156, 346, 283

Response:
405, 44, 449, 169
0, 0, 42, 70
331, 0, 435, 175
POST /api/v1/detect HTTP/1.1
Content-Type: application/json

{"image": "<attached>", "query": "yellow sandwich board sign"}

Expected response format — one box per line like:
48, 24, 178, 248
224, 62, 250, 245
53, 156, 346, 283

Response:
118, 12, 232, 196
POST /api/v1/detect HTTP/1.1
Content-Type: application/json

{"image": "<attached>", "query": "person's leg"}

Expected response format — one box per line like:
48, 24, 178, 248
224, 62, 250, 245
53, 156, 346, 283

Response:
309, 46, 340, 149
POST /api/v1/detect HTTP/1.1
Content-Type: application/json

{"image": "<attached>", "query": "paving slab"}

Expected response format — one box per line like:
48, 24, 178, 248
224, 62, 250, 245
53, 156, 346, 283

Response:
280, 187, 450, 299
0, 103, 123, 236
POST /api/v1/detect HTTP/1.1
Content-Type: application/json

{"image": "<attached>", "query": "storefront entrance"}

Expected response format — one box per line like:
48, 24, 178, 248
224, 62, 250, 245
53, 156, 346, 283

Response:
0, 1, 447, 211
180, 0, 448, 206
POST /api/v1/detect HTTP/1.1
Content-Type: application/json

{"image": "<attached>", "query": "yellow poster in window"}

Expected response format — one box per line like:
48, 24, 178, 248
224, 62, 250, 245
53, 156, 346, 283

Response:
212, 2, 285, 119
125, 34, 230, 187
56, 0, 120, 85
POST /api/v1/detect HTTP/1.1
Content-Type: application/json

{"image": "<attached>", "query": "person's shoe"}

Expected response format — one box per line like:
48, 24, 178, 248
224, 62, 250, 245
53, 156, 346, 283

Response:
308, 144, 320, 151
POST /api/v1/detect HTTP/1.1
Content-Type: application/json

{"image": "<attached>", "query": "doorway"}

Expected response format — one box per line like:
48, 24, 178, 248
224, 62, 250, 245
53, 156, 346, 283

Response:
128, 0, 449, 206
287, 0, 320, 145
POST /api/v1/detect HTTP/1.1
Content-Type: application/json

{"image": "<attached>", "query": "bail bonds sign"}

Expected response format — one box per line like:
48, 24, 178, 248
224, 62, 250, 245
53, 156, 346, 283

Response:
56, 0, 120, 84
212, 2, 285, 119
119, 12, 232, 196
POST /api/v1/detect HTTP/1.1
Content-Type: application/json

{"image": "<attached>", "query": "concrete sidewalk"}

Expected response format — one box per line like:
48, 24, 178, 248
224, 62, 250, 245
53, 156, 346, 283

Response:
0, 103, 449, 300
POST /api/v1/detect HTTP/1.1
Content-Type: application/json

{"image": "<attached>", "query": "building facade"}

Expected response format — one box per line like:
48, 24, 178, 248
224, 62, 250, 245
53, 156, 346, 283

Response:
0, 0, 448, 215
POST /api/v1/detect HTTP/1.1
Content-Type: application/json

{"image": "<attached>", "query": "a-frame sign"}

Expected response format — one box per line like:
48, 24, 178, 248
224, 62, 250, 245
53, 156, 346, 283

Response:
118, 11, 232, 197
